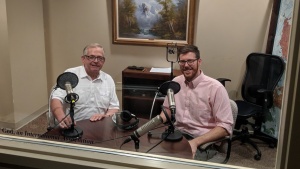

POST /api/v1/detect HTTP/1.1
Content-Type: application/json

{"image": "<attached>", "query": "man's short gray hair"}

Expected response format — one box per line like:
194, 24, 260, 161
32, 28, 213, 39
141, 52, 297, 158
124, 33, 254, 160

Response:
83, 43, 104, 56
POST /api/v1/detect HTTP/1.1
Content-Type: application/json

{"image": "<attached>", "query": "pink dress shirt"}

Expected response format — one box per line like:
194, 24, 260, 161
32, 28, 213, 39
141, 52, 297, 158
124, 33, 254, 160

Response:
163, 71, 233, 137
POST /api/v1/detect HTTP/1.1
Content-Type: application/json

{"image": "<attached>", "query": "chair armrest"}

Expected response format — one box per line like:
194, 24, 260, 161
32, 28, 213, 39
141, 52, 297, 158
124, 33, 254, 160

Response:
216, 78, 231, 87
257, 89, 273, 94
198, 136, 231, 164
198, 136, 230, 150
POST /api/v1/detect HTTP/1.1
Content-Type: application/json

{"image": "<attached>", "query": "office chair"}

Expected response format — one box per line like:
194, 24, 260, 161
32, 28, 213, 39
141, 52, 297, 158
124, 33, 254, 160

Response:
231, 53, 285, 160
198, 99, 238, 164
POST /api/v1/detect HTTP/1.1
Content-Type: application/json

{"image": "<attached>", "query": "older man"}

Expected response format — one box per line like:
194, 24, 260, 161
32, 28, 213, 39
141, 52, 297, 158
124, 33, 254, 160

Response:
51, 43, 119, 129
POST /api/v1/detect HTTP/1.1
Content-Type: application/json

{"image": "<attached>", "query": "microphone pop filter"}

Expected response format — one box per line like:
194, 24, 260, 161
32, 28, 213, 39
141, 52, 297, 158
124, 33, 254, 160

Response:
159, 81, 180, 95
56, 72, 79, 90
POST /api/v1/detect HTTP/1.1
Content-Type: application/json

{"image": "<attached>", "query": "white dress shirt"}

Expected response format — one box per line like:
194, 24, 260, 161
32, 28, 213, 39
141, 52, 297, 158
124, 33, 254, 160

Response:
52, 66, 119, 121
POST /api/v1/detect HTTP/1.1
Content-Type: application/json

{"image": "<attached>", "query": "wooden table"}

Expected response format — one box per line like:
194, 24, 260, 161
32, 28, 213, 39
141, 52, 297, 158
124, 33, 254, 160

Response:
41, 117, 192, 159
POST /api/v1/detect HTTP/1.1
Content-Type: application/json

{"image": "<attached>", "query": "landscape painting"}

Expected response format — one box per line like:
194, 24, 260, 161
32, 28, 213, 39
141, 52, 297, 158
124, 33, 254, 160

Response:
112, 0, 195, 46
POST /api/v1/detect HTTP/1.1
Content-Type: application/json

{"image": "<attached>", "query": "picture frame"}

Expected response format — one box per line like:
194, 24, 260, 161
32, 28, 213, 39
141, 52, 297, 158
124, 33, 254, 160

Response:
112, 0, 196, 46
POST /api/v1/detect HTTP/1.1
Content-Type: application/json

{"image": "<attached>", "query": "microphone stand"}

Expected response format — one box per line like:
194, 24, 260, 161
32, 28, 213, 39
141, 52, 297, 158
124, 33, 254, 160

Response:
62, 95, 83, 139
162, 43, 182, 141
170, 62, 174, 81
131, 135, 140, 150
161, 107, 182, 142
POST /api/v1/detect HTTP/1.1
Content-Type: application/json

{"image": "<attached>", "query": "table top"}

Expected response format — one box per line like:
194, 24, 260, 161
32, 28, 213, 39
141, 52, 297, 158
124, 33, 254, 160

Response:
42, 117, 192, 159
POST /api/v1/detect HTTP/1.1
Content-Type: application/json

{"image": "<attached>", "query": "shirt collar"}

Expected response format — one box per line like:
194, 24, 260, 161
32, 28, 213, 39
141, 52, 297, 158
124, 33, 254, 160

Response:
185, 70, 204, 88
79, 66, 103, 81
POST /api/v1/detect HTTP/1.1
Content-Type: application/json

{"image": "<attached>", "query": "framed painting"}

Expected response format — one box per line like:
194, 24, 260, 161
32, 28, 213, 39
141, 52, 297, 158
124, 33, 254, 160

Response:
112, 0, 196, 46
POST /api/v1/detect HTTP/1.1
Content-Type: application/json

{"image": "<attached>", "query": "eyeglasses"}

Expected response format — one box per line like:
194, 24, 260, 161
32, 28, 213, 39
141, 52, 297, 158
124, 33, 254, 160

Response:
85, 55, 105, 62
178, 58, 198, 66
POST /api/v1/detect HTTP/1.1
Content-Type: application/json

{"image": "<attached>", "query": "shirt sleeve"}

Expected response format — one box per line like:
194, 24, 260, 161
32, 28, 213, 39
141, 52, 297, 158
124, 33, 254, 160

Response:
52, 87, 66, 103
108, 77, 120, 110
212, 86, 234, 135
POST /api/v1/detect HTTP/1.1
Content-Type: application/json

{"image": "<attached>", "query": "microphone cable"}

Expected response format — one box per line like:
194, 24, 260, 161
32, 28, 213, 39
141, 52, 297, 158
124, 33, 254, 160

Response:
119, 125, 166, 150
46, 86, 79, 133
44, 110, 72, 132
119, 137, 135, 150
161, 105, 174, 127
149, 91, 159, 120
145, 127, 171, 153
42, 109, 82, 141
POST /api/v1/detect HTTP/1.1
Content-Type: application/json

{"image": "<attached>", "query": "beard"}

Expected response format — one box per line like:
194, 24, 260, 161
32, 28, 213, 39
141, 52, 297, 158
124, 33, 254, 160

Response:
182, 64, 199, 82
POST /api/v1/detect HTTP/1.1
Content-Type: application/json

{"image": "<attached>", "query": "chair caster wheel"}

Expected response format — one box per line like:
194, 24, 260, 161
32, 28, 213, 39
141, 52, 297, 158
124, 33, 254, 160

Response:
254, 154, 261, 160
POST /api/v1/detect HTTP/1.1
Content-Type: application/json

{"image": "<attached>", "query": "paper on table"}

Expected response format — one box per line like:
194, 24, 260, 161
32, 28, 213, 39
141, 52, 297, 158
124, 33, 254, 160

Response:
150, 67, 171, 73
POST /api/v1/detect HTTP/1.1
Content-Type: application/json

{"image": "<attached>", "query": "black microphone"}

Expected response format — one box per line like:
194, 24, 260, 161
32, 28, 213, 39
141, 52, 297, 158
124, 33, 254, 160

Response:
57, 72, 79, 104
56, 72, 82, 139
56, 72, 79, 90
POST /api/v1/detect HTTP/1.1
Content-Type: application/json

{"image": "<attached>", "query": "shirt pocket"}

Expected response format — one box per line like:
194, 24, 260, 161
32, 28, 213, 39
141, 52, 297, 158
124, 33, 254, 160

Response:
94, 88, 110, 108
75, 88, 91, 105
190, 98, 212, 126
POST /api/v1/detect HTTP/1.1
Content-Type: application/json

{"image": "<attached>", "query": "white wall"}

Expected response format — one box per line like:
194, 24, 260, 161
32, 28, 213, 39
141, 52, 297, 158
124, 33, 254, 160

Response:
44, 0, 273, 102
0, 0, 14, 124
0, 0, 48, 128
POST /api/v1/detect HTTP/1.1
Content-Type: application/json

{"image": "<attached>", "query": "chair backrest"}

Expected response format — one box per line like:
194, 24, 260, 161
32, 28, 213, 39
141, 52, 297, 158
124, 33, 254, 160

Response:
230, 99, 238, 135
241, 53, 285, 107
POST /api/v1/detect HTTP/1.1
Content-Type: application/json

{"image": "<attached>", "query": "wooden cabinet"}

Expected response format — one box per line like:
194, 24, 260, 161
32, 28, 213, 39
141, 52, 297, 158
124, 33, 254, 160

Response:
122, 67, 181, 119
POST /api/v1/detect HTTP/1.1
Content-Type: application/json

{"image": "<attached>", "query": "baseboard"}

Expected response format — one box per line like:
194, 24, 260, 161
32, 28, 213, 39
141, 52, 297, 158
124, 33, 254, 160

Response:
0, 105, 48, 130
16, 105, 48, 130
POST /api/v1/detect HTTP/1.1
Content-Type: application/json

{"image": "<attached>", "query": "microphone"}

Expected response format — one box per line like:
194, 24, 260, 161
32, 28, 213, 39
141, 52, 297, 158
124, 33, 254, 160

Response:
121, 115, 163, 150
167, 88, 176, 116
132, 115, 163, 139
65, 82, 73, 95
159, 81, 180, 121
56, 72, 79, 90
158, 81, 183, 142
158, 81, 180, 95
64, 81, 79, 103
57, 72, 79, 103
56, 72, 82, 138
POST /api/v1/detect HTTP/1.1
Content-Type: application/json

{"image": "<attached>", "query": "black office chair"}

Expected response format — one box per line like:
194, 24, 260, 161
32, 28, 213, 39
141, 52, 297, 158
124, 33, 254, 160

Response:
232, 53, 285, 160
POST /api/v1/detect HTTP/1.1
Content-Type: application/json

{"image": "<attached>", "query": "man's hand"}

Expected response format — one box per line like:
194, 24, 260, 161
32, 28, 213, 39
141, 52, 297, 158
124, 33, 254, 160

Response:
90, 114, 107, 122
188, 139, 198, 158
187, 127, 229, 159
59, 115, 76, 129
